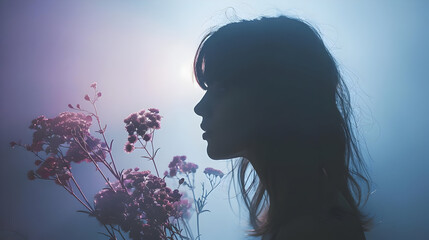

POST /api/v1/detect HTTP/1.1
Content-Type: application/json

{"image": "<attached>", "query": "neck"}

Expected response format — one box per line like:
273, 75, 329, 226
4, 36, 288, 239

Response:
246, 144, 336, 225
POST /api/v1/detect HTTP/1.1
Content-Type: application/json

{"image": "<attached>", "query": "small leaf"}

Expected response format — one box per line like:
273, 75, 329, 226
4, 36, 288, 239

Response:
153, 147, 161, 158
109, 139, 114, 150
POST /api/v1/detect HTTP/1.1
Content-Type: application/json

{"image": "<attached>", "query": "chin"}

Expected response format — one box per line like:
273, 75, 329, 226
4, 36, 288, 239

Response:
206, 142, 243, 160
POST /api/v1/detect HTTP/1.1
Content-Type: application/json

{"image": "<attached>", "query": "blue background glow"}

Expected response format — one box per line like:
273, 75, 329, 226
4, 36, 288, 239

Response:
1, 1, 428, 239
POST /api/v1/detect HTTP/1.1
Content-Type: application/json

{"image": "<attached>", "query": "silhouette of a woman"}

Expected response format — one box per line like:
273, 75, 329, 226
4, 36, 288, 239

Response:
193, 16, 371, 240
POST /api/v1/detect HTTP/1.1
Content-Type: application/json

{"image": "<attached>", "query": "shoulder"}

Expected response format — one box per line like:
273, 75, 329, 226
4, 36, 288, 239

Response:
274, 214, 365, 240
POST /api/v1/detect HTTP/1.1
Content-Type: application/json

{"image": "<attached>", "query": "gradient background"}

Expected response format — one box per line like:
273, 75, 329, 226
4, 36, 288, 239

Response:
1, 1, 428, 239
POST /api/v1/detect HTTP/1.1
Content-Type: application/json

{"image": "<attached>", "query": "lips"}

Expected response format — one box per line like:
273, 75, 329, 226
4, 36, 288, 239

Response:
202, 131, 211, 140
200, 122, 209, 132
200, 121, 211, 140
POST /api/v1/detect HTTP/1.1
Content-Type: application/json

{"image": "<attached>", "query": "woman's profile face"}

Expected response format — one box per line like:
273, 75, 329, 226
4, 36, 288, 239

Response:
194, 79, 258, 160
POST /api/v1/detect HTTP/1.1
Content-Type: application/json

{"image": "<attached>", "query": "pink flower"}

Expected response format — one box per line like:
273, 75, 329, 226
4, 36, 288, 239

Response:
148, 108, 159, 113
35, 156, 70, 180
173, 198, 193, 220
123, 109, 162, 139
127, 135, 137, 144
93, 188, 130, 225
90, 82, 97, 89
29, 112, 92, 145
203, 167, 224, 178
84, 94, 90, 101
125, 123, 136, 135
143, 134, 151, 141
99, 169, 186, 238
167, 155, 199, 176
124, 143, 135, 153
180, 162, 198, 174
169, 168, 177, 177
136, 125, 148, 136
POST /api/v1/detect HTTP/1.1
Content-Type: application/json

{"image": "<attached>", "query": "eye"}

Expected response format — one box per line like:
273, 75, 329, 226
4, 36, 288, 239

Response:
206, 81, 229, 99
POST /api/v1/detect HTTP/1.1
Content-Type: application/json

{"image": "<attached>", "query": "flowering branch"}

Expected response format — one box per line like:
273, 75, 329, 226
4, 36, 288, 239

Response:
10, 82, 225, 240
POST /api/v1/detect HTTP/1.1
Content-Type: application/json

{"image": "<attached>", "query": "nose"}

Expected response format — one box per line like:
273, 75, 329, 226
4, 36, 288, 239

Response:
194, 93, 208, 117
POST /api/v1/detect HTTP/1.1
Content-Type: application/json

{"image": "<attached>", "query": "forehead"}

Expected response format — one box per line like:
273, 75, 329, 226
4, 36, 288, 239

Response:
202, 60, 243, 90
203, 75, 239, 91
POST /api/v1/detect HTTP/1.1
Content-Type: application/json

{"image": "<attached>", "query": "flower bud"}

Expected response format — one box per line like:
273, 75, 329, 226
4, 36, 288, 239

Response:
143, 134, 151, 141
27, 170, 36, 180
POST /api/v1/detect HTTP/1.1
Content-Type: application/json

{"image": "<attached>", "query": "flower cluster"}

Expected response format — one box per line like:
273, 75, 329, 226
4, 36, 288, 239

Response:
93, 169, 192, 240
11, 112, 107, 187
65, 135, 107, 163
123, 109, 162, 153
29, 155, 72, 186
166, 156, 199, 177
24, 112, 93, 153
203, 167, 224, 178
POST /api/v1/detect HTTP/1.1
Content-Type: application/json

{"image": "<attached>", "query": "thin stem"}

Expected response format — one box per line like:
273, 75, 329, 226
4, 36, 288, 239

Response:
91, 98, 119, 178
61, 184, 93, 213
74, 134, 114, 190
202, 177, 221, 200
103, 225, 115, 239
150, 129, 155, 157
31, 151, 45, 161
109, 225, 116, 239
150, 130, 160, 177
70, 175, 93, 211
186, 174, 200, 240
138, 138, 160, 177
110, 226, 126, 240
83, 140, 127, 191
92, 148, 115, 176
180, 218, 194, 240
117, 228, 126, 240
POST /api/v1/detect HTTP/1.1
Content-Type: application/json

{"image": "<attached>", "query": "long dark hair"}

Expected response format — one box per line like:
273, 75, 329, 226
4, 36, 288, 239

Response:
193, 15, 372, 237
